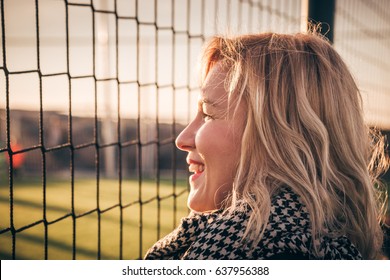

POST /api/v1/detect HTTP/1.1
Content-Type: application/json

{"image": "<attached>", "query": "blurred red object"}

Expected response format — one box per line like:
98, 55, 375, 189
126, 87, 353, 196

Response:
6, 143, 25, 168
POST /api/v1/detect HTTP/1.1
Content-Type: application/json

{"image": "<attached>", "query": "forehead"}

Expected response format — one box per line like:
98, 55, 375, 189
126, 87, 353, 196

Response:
200, 63, 228, 102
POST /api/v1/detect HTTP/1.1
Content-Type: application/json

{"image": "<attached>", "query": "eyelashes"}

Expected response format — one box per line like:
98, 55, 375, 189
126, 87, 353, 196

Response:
202, 112, 214, 121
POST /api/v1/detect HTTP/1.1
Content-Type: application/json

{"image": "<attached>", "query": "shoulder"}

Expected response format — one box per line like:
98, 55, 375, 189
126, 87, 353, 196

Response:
251, 188, 362, 260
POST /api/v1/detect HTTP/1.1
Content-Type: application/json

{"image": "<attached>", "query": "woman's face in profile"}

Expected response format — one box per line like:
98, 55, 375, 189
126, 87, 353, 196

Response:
176, 63, 246, 212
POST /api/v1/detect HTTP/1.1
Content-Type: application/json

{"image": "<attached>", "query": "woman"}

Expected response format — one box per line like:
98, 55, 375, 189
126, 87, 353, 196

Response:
144, 31, 388, 259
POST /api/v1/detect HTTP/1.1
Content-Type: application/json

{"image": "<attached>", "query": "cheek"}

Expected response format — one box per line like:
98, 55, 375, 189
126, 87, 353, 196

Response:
189, 121, 244, 211
195, 124, 223, 155
195, 122, 242, 162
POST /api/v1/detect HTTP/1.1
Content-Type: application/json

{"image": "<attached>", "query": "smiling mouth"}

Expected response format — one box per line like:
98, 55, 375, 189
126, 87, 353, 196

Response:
189, 163, 205, 174
188, 161, 205, 182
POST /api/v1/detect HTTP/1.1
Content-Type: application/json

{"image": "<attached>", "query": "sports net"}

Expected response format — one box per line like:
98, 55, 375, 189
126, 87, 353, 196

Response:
0, 0, 389, 260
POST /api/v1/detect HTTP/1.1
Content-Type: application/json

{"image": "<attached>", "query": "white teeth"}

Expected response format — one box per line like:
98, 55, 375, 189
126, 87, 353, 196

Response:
189, 163, 205, 173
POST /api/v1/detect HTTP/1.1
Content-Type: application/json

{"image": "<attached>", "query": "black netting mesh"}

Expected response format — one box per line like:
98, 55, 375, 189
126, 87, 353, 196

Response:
0, 0, 388, 260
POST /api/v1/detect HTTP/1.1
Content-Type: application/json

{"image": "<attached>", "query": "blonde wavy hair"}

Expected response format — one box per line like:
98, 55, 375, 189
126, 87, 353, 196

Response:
200, 31, 389, 259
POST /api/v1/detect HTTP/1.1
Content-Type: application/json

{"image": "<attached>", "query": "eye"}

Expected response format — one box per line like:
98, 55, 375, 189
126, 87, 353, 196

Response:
202, 112, 214, 121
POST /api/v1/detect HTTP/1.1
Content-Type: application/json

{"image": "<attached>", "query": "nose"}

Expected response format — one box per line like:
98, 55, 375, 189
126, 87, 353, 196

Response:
175, 122, 196, 151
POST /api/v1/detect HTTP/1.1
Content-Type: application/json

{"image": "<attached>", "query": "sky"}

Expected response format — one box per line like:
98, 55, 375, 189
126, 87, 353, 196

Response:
1, 0, 389, 128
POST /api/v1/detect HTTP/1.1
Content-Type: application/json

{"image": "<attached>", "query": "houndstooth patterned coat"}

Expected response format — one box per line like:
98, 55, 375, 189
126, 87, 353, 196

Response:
144, 188, 362, 260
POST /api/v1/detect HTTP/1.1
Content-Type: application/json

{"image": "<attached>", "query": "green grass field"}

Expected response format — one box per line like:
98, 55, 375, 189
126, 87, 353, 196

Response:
0, 177, 189, 260
1, 176, 389, 260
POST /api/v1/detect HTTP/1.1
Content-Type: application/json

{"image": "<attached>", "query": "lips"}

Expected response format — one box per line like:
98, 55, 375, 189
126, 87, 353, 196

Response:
187, 159, 205, 181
